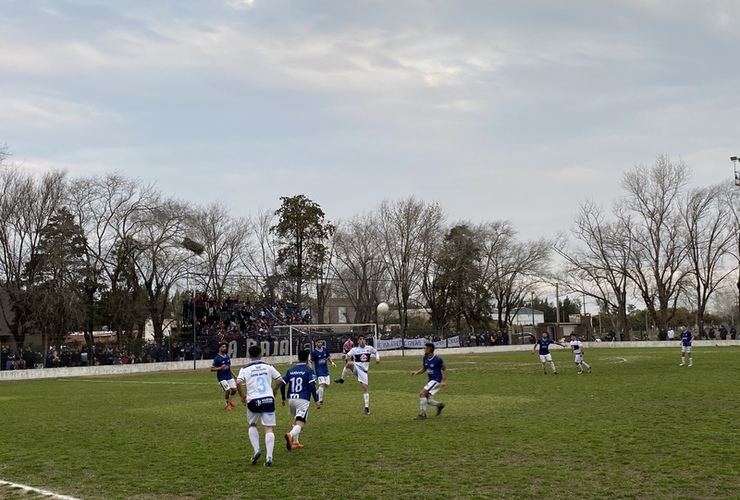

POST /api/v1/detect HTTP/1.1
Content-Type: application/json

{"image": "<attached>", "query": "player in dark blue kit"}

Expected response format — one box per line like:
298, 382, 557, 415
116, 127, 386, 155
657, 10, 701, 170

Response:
281, 350, 321, 451
410, 342, 446, 420
531, 332, 566, 374
679, 325, 694, 367
210, 342, 237, 409
309, 339, 336, 404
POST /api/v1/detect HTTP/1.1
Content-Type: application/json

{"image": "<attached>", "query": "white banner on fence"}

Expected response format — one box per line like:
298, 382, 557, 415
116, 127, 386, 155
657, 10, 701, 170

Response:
376, 335, 461, 350
376, 338, 403, 350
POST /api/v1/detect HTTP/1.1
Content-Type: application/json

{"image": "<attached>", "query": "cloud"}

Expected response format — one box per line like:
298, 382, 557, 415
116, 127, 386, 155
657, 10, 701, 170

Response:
227, 0, 256, 9
0, 93, 119, 130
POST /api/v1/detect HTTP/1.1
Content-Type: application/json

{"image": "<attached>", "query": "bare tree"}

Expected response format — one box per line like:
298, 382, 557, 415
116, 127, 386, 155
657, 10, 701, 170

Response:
618, 155, 691, 331
377, 197, 445, 337
682, 183, 735, 334
332, 214, 389, 323
187, 202, 250, 303
555, 200, 633, 339
131, 197, 193, 345
478, 221, 551, 339
242, 207, 280, 298
67, 173, 158, 352
725, 187, 740, 326
0, 158, 67, 348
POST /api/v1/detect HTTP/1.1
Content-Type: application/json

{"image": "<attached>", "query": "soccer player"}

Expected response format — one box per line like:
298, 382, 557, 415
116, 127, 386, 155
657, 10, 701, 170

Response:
236, 345, 285, 467
569, 333, 591, 374
281, 350, 321, 451
531, 332, 565, 374
210, 342, 237, 409
309, 339, 336, 404
410, 342, 446, 420
679, 325, 694, 367
334, 334, 380, 414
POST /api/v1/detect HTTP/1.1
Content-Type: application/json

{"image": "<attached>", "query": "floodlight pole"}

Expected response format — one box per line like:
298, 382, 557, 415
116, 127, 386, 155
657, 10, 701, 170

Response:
530, 291, 535, 338
181, 237, 205, 370
732, 157, 740, 331
192, 280, 197, 370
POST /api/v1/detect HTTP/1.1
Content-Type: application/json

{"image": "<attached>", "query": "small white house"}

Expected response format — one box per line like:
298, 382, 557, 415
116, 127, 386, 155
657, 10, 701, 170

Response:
510, 307, 545, 326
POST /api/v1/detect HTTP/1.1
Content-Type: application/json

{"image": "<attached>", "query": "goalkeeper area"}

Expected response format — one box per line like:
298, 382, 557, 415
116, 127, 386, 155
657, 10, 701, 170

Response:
273, 323, 378, 357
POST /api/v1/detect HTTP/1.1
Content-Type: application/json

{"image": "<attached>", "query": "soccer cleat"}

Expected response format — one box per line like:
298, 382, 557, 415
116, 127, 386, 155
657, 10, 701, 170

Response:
334, 378, 344, 384
587, 367, 591, 373
553, 372, 558, 375
364, 407, 370, 415
319, 400, 323, 404
284, 433, 293, 452
291, 443, 304, 449
414, 414, 427, 420
264, 459, 273, 467
577, 371, 583, 375
224, 403, 232, 410
436, 403, 445, 416
688, 363, 693, 367
679, 363, 685, 366
251, 450, 261, 465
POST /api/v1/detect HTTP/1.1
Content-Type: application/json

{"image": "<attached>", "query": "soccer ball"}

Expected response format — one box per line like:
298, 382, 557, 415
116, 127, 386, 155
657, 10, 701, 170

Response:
376, 302, 390, 316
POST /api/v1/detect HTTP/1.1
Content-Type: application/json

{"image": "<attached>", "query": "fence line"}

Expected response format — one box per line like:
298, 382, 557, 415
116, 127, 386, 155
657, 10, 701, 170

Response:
2, 339, 738, 382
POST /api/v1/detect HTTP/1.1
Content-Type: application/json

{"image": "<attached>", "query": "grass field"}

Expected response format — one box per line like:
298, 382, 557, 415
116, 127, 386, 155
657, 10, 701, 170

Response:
2, 347, 740, 499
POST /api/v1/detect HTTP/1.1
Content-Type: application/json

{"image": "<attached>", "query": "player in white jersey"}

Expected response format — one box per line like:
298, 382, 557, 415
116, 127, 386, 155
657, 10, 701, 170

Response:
236, 345, 285, 467
569, 333, 591, 374
334, 334, 380, 415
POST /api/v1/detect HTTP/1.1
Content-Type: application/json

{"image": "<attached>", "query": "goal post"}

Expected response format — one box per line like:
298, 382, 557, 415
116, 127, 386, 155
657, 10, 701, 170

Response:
272, 323, 378, 360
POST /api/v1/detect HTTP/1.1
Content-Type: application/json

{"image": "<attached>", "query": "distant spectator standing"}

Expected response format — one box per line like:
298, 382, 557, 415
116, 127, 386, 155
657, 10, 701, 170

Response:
667, 328, 675, 341
731, 326, 737, 340
719, 325, 728, 341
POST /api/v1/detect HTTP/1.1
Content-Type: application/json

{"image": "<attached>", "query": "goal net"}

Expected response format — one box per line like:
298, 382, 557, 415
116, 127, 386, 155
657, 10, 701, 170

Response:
272, 323, 378, 359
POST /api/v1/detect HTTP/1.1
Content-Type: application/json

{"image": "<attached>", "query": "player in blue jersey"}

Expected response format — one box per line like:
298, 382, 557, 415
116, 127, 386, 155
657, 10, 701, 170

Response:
309, 339, 336, 404
281, 350, 321, 451
236, 345, 285, 467
210, 342, 237, 409
531, 332, 566, 374
679, 325, 694, 366
335, 334, 380, 414
410, 342, 446, 420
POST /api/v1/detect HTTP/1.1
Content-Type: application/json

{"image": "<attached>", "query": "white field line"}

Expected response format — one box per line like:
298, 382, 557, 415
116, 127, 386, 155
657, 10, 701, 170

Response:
56, 378, 211, 385
0, 479, 81, 500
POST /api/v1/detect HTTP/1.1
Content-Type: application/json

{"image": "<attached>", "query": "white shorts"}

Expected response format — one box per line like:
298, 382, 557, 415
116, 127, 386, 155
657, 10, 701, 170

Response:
681, 345, 692, 353
247, 410, 277, 427
317, 376, 331, 387
352, 364, 370, 386
219, 378, 236, 391
287, 398, 310, 421
423, 380, 442, 396
539, 354, 552, 363
574, 354, 583, 363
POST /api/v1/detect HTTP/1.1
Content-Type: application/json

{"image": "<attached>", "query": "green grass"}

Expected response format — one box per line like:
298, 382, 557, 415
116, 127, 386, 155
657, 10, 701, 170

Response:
2, 348, 740, 499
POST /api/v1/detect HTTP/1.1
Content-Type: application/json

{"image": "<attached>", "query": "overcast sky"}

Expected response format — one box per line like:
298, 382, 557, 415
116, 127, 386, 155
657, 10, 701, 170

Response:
2, 0, 739, 241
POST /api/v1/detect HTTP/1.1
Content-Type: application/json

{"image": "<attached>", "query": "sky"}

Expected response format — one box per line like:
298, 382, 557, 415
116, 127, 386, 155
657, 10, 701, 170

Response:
2, 0, 739, 242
